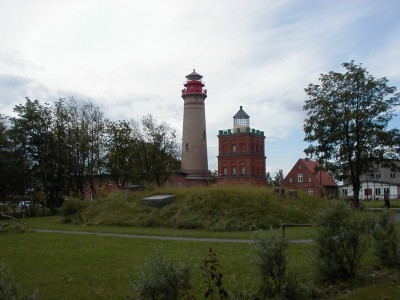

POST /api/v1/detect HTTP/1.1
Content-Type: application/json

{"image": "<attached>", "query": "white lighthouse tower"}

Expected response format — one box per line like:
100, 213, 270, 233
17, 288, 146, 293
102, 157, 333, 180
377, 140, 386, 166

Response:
181, 70, 209, 178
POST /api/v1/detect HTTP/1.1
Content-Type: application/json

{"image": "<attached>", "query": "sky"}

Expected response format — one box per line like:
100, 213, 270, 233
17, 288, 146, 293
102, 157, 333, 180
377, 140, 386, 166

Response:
0, 0, 399, 176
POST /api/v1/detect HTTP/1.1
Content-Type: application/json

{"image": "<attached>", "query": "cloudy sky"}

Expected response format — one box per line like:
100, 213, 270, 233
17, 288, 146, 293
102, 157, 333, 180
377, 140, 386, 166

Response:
1, 0, 399, 176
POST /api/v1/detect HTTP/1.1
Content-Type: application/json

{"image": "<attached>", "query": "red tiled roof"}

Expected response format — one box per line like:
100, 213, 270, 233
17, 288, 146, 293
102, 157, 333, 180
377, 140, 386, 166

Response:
300, 158, 338, 187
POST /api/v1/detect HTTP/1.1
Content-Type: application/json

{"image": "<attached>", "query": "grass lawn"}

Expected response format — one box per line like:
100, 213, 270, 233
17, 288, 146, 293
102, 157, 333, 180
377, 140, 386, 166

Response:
1, 216, 399, 299
1, 230, 262, 299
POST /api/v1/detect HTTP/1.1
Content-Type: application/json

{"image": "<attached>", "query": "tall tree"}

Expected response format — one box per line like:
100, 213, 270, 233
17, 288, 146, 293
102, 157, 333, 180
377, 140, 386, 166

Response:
105, 119, 141, 185
138, 115, 180, 186
273, 169, 284, 187
303, 61, 400, 201
10, 98, 61, 209
0, 115, 29, 198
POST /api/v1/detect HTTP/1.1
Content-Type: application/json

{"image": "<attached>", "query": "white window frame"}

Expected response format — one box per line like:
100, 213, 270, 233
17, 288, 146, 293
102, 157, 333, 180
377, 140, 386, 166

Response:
298, 173, 303, 182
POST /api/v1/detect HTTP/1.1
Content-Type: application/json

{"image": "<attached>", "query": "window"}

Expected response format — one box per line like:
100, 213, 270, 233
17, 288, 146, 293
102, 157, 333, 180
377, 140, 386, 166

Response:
375, 188, 381, 196
223, 167, 227, 176
232, 167, 237, 175
342, 188, 347, 196
232, 144, 237, 153
118, 179, 122, 186
289, 178, 293, 183
241, 166, 246, 175
108, 179, 112, 186
375, 173, 381, 179
203, 131, 206, 140
185, 143, 189, 151
307, 189, 314, 195
308, 177, 312, 183
298, 173, 303, 182
369, 173, 374, 179
390, 173, 396, 178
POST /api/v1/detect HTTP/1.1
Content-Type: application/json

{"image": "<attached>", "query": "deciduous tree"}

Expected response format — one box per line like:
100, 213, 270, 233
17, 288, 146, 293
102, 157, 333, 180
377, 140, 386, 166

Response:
303, 61, 400, 201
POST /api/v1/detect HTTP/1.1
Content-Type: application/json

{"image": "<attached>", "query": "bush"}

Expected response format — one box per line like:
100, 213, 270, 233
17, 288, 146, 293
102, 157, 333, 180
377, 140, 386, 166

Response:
130, 247, 193, 300
314, 204, 374, 282
254, 231, 299, 298
60, 198, 87, 216
372, 211, 400, 269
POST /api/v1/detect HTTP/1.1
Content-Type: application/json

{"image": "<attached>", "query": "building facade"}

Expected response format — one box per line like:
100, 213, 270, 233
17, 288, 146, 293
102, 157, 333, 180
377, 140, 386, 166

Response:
281, 158, 338, 197
340, 161, 400, 200
217, 106, 266, 186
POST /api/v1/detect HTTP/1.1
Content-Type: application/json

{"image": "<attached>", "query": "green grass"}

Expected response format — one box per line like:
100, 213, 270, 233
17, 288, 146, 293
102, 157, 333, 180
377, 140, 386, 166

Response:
0, 230, 261, 299
1, 228, 399, 299
80, 186, 327, 231
1, 187, 399, 299
2, 215, 400, 299
361, 199, 400, 208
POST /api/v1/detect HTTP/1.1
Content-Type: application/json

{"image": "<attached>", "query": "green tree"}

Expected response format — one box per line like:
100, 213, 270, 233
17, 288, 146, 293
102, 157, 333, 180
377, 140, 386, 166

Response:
303, 61, 400, 202
54, 97, 108, 199
0, 115, 29, 199
138, 115, 180, 186
10, 98, 61, 210
105, 119, 141, 185
273, 169, 284, 187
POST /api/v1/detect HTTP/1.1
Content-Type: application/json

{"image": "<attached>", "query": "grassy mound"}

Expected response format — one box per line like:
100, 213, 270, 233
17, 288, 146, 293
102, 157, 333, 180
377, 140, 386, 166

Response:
81, 186, 327, 231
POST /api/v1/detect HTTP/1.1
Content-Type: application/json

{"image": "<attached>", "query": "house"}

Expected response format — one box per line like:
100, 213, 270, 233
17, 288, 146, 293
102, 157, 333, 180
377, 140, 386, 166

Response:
340, 161, 400, 200
81, 175, 141, 200
281, 158, 338, 197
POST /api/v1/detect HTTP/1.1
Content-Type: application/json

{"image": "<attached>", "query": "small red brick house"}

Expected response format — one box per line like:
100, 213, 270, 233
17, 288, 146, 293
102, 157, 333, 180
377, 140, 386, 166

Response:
217, 106, 266, 186
281, 158, 338, 197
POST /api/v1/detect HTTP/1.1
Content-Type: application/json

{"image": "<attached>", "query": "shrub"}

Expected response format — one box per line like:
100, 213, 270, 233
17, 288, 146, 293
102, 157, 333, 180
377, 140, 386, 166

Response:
60, 198, 87, 216
254, 231, 299, 298
372, 211, 400, 269
130, 247, 193, 300
314, 204, 374, 282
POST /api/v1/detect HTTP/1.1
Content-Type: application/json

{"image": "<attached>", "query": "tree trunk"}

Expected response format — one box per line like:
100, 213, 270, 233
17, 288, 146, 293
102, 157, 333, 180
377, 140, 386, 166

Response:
352, 175, 361, 202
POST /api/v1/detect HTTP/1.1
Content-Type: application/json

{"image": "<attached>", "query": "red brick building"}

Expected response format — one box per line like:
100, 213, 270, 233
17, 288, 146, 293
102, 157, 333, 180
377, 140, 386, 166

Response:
217, 106, 266, 186
281, 158, 338, 197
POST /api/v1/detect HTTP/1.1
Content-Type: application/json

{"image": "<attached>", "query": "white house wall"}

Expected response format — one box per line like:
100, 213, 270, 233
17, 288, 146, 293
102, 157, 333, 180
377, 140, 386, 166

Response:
341, 182, 399, 200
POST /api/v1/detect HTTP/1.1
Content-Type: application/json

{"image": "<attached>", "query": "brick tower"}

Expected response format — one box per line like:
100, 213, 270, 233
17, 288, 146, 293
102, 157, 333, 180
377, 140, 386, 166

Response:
217, 106, 266, 186
181, 70, 209, 179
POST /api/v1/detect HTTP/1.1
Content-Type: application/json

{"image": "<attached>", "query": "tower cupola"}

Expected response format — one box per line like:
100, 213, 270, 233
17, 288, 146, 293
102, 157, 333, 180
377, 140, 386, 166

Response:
233, 106, 250, 132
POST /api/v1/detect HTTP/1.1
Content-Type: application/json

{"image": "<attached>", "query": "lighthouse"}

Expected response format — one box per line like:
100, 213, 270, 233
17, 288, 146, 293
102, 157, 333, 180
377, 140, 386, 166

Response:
181, 70, 209, 178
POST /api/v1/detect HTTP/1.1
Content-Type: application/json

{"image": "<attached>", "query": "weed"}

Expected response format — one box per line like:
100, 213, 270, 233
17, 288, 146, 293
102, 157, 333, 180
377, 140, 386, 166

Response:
201, 248, 228, 299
